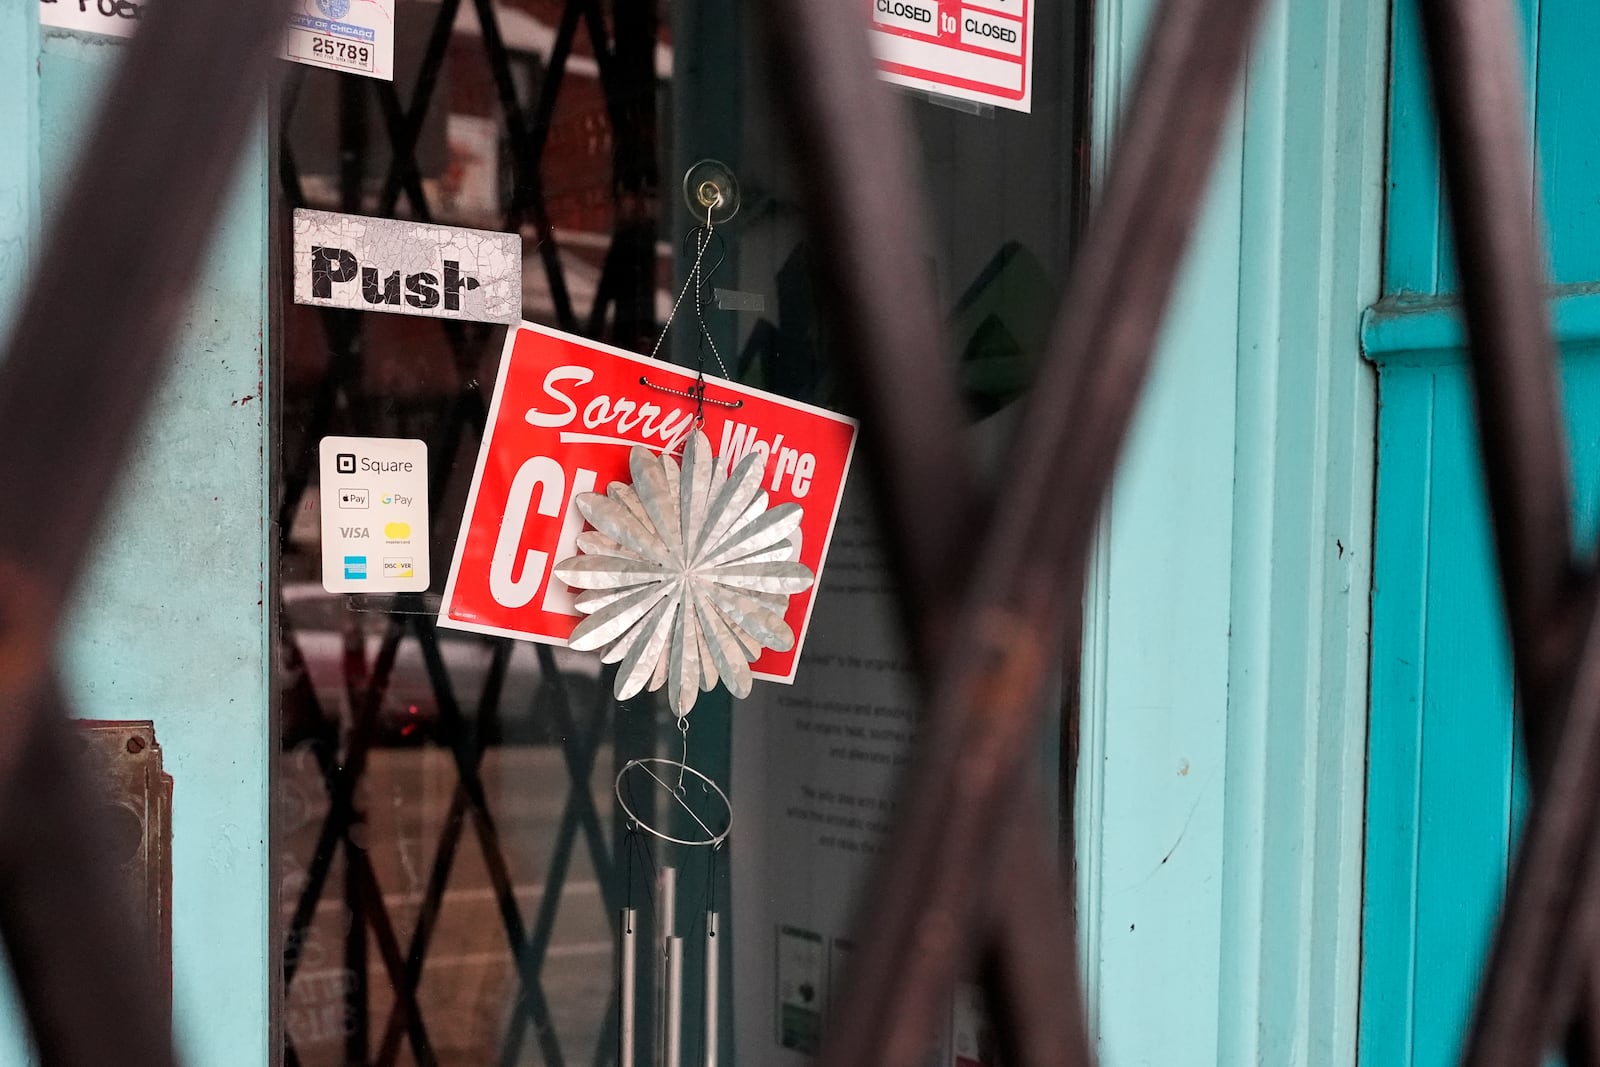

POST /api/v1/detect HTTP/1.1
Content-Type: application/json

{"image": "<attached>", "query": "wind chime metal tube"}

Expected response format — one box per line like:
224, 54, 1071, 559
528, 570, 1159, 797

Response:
658, 866, 676, 1063
666, 936, 685, 1067
705, 912, 720, 1067
621, 906, 637, 1067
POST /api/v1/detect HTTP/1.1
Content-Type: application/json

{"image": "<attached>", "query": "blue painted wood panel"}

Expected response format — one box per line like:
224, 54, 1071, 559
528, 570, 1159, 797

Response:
1531, 3, 1600, 284
1379, 0, 1600, 297
1363, 344, 1600, 1064
1366, 0, 1600, 1060
1383, 0, 1600, 293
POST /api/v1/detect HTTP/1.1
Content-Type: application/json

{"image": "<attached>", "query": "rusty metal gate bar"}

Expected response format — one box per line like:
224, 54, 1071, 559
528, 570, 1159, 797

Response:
0, 1, 1588, 1066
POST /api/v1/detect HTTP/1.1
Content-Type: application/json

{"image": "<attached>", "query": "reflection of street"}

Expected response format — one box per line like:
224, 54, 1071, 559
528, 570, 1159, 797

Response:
281, 744, 617, 1065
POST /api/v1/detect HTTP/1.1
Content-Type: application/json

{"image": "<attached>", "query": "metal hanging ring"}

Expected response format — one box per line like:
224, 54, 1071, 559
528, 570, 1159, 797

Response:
614, 758, 733, 848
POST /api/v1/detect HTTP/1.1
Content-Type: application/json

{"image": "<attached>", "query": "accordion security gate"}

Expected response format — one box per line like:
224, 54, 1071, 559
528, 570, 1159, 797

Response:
273, 1, 663, 1063
0, 2, 1592, 1067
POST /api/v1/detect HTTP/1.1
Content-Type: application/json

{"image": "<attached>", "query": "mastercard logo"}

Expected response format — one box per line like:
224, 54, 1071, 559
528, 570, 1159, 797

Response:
384, 521, 412, 540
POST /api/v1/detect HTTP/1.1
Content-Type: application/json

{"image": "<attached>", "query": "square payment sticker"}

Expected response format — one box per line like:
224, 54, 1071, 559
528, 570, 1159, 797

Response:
319, 436, 430, 593
438, 324, 858, 684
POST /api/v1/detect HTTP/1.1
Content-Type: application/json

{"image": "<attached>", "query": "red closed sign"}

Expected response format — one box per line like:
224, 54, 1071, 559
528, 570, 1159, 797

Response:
438, 324, 858, 684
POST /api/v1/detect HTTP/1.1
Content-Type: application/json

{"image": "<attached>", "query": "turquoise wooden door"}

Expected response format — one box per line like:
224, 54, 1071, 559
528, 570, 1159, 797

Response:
1360, 0, 1600, 1063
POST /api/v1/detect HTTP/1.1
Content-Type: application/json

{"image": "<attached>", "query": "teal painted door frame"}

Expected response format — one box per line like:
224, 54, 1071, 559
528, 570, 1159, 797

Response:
0, 11, 273, 1065
0, 5, 40, 1060
1360, 0, 1600, 1063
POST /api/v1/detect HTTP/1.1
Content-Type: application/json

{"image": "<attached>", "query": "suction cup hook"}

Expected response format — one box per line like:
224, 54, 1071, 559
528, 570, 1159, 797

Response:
682, 159, 741, 226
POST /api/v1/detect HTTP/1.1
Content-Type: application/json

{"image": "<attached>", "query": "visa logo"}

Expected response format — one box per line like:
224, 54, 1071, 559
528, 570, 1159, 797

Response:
384, 521, 411, 540
340, 527, 370, 538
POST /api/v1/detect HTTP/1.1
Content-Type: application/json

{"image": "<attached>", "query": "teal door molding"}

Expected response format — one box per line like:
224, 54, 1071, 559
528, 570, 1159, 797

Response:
1076, 0, 1385, 1062
0, 1, 38, 342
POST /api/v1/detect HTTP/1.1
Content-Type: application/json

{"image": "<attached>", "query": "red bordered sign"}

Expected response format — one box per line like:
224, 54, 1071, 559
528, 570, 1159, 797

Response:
438, 324, 859, 684
868, 0, 1033, 112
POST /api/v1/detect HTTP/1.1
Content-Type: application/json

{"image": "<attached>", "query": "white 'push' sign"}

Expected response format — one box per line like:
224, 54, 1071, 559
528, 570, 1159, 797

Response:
292, 209, 522, 325
319, 436, 431, 594
868, 0, 1034, 113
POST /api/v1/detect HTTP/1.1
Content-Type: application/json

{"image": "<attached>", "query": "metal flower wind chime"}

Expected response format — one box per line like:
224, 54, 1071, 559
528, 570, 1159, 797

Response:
553, 429, 814, 715
551, 161, 801, 1067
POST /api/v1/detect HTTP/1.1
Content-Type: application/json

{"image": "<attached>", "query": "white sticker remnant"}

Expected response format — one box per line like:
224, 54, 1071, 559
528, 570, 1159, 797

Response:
40, 0, 397, 81
319, 436, 430, 594
868, 0, 1035, 113
292, 209, 522, 324
282, 0, 396, 81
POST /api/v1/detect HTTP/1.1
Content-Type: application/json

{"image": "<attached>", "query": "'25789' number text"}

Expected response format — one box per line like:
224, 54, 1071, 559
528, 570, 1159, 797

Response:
310, 36, 371, 67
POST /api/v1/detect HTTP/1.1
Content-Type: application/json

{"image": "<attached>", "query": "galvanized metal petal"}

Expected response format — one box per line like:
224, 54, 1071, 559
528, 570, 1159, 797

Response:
704, 502, 805, 568
715, 539, 798, 567
615, 588, 680, 700
553, 554, 669, 589
667, 590, 701, 717
648, 634, 671, 693
730, 492, 771, 543
568, 582, 672, 652
574, 584, 658, 614
602, 586, 674, 665
730, 623, 763, 661
576, 529, 653, 563
612, 482, 652, 530
678, 430, 715, 556
630, 446, 684, 566
576, 492, 672, 563
734, 587, 791, 614
692, 606, 719, 691
658, 452, 684, 548
690, 582, 754, 698
707, 560, 815, 594
692, 450, 767, 564
705, 582, 796, 652
700, 442, 728, 529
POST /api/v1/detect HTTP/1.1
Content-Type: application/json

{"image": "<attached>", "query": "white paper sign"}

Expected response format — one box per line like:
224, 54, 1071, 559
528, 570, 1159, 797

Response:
282, 0, 396, 81
732, 482, 954, 1066
868, 0, 1035, 113
292, 208, 522, 324
319, 436, 430, 594
39, 0, 397, 82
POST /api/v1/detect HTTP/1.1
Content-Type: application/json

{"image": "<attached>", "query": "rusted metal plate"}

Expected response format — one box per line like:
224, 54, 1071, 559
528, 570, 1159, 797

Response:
74, 720, 173, 1023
